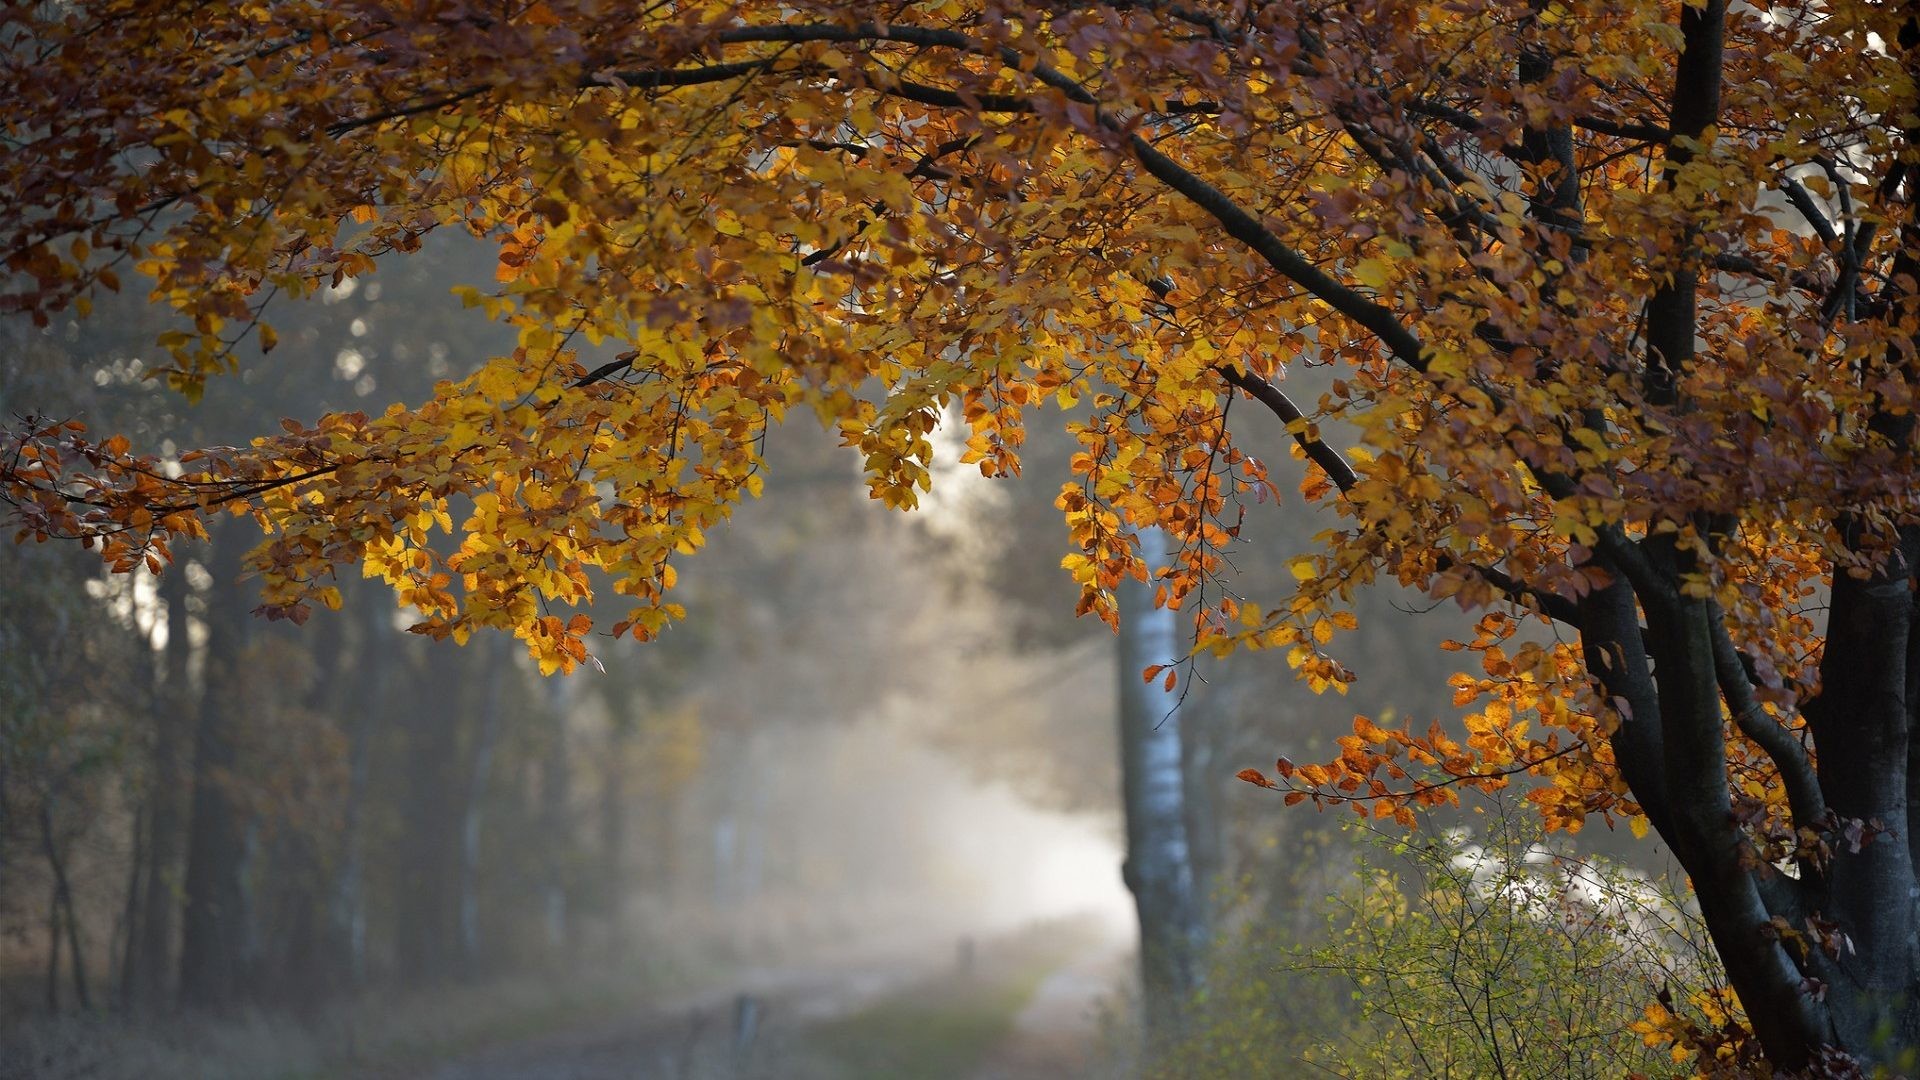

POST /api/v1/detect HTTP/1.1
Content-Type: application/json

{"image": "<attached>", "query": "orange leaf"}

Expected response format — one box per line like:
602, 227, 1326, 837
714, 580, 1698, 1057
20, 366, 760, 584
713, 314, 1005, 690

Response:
1236, 768, 1281, 790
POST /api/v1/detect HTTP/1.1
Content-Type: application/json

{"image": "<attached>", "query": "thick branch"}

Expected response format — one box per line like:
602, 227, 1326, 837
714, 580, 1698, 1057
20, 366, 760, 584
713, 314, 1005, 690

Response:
1640, 1, 1726, 405
1708, 604, 1825, 831
1217, 365, 1357, 490
1578, 569, 1673, 840
1778, 173, 1842, 247
334, 20, 1433, 380
1450, 558, 1581, 626
1570, 115, 1672, 143
1124, 134, 1428, 371
1654, 593, 1830, 1065
1405, 98, 1670, 144
599, 58, 794, 89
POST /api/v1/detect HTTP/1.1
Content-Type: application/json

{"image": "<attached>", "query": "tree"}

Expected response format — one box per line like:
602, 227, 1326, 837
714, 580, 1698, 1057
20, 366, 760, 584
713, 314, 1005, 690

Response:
3, 0, 1917, 1068
178, 518, 261, 1007
1118, 525, 1206, 1042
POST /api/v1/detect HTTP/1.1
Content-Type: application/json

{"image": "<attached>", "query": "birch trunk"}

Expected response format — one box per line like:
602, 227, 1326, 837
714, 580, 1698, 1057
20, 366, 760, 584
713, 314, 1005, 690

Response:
1116, 525, 1204, 1042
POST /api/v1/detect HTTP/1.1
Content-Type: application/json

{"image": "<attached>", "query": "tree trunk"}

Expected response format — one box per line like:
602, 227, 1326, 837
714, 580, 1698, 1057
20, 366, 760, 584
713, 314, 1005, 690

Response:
1598, 548, 1920, 1070
539, 673, 574, 960
599, 702, 633, 956
1586, 13, 1920, 1067
456, 634, 507, 978
114, 800, 145, 1012
1799, 548, 1920, 1058
395, 653, 462, 986
1116, 525, 1205, 1043
325, 590, 386, 995
40, 796, 91, 1011
45, 868, 61, 1013
178, 524, 255, 1009
133, 562, 193, 1011
112, 570, 159, 1014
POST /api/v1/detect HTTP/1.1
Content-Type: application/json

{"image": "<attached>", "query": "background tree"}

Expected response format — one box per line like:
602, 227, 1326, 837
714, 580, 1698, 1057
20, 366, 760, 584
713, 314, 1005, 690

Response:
4, 0, 1918, 1070
1, 245, 1130, 1050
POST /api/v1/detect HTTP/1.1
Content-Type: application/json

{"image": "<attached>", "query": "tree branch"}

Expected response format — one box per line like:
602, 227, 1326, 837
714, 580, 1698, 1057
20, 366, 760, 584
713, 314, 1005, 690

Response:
1640, 0, 1727, 406
1217, 364, 1580, 626
570, 354, 636, 389
1444, 557, 1581, 626
1708, 603, 1825, 831
1122, 133, 1429, 371
1217, 365, 1357, 490
1778, 173, 1841, 247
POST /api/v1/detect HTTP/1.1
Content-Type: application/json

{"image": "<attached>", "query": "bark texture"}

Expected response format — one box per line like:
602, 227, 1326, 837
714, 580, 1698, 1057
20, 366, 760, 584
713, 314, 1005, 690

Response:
1117, 525, 1206, 1042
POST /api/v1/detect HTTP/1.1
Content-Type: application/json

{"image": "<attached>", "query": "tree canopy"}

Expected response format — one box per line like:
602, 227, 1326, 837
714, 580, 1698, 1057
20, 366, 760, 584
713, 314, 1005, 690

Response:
3, 0, 1918, 1068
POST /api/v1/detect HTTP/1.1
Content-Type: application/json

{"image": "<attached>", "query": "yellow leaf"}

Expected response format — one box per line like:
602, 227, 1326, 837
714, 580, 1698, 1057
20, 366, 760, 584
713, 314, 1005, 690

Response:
1351, 258, 1392, 290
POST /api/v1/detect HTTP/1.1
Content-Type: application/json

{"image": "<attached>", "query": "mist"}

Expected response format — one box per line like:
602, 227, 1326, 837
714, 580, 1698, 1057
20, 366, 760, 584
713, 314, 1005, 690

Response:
2, 233, 1695, 1080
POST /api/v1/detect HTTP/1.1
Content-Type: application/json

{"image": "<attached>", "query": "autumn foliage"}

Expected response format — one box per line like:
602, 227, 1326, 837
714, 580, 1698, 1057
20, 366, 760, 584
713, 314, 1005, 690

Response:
2, 0, 1918, 1068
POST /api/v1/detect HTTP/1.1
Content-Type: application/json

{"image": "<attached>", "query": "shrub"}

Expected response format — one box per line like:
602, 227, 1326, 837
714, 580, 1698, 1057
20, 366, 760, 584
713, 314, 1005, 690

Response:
1155, 806, 1731, 1079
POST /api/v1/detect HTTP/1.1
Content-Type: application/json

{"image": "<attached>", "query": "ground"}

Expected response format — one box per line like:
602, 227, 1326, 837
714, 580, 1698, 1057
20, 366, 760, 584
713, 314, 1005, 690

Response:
402, 918, 1129, 1080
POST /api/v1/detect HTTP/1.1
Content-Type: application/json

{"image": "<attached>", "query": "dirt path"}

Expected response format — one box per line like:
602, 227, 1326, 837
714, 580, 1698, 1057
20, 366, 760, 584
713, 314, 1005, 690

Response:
966, 939, 1133, 1080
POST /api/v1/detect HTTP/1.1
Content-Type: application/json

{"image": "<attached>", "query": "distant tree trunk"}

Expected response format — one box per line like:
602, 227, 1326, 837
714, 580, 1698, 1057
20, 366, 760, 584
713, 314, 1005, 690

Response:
113, 570, 159, 1013
269, 836, 324, 1012
599, 702, 633, 955
237, 820, 263, 978
179, 525, 254, 1008
45, 870, 61, 1013
266, 604, 348, 1012
133, 562, 193, 1011
649, 751, 684, 911
456, 634, 507, 978
539, 674, 574, 959
40, 795, 91, 1011
325, 592, 386, 994
0, 767, 10, 932
396, 653, 462, 986
1116, 525, 1204, 1043
114, 800, 145, 1012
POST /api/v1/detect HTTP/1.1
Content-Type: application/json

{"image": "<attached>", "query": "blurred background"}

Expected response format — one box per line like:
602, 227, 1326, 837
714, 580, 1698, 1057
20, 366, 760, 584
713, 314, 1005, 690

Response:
0, 236, 1702, 1080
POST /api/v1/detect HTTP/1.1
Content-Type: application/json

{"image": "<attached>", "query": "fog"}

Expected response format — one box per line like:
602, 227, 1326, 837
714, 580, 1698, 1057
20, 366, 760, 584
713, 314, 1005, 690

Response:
0, 235, 1682, 1080
0, 251, 1156, 1075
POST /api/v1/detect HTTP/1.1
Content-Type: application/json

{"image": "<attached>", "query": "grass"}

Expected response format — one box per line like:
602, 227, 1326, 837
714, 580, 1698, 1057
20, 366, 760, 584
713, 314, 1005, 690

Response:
782, 924, 1091, 1080
3, 922, 1111, 1080
0, 953, 730, 1080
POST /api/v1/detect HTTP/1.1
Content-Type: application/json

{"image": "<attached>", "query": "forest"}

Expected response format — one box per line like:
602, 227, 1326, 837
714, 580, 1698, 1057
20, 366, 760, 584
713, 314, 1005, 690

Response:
1, 1, 1917, 1077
